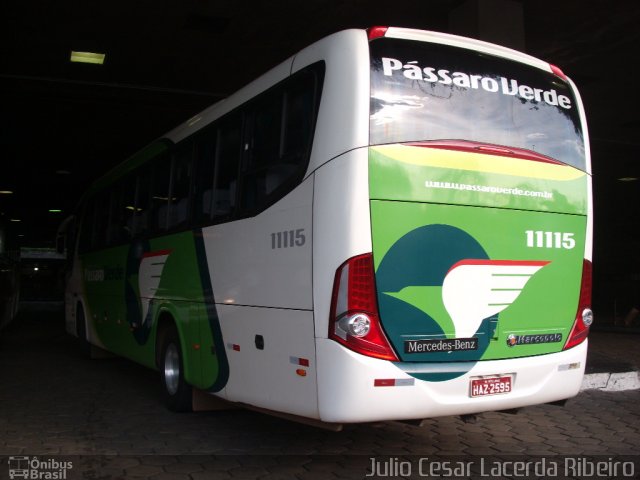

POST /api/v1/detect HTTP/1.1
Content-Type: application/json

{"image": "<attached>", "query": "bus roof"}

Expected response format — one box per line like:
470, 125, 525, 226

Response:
382, 27, 554, 73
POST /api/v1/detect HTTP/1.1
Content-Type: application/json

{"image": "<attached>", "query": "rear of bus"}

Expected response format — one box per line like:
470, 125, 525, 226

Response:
318, 27, 592, 423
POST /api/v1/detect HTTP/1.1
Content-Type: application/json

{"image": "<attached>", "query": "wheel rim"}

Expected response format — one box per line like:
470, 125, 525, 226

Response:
164, 343, 180, 396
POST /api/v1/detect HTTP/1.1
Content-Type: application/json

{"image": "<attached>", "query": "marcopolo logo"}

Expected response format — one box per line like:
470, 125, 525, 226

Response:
8, 456, 72, 479
507, 333, 563, 347
381, 57, 573, 110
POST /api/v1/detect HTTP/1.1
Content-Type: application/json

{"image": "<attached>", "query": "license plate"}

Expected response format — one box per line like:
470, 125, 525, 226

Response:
469, 375, 512, 398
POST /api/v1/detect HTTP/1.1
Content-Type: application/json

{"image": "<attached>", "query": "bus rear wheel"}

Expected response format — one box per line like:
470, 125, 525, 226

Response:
160, 326, 192, 412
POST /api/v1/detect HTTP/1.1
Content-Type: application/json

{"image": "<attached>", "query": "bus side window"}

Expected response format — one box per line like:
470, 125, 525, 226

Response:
167, 142, 193, 230
151, 154, 171, 233
213, 115, 242, 222
238, 64, 322, 216
122, 176, 136, 241
91, 193, 110, 250
106, 184, 124, 245
282, 71, 316, 168
240, 92, 282, 213
193, 126, 216, 225
134, 167, 152, 236
265, 71, 317, 195
78, 200, 95, 254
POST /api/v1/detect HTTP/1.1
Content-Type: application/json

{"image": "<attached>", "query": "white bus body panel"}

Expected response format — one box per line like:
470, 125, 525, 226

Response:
316, 339, 587, 423
203, 177, 316, 416
312, 147, 371, 339
219, 305, 319, 419
205, 176, 313, 310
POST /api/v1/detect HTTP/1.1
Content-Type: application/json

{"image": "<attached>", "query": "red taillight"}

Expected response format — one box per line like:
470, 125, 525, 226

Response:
550, 64, 568, 81
407, 140, 562, 165
367, 26, 388, 41
564, 259, 593, 350
329, 254, 399, 361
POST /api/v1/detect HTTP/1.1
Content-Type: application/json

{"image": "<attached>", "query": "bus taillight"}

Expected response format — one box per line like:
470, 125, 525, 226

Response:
564, 259, 593, 350
329, 254, 399, 361
550, 63, 568, 81
367, 26, 388, 41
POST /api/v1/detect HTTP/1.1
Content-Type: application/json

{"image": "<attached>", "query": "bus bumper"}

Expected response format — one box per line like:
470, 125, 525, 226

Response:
316, 338, 587, 423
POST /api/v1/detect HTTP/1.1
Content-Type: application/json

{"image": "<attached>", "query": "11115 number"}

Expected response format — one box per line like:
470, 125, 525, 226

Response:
271, 229, 306, 249
525, 230, 575, 249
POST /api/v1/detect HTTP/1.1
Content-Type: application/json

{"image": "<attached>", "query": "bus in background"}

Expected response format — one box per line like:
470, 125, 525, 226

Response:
64, 26, 592, 428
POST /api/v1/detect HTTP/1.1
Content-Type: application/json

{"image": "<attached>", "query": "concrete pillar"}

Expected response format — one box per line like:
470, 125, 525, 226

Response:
449, 0, 525, 51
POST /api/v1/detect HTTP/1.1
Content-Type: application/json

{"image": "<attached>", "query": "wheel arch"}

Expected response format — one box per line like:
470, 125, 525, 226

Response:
155, 305, 194, 412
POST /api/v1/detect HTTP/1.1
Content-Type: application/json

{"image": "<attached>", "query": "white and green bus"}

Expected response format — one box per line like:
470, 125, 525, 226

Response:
64, 26, 593, 427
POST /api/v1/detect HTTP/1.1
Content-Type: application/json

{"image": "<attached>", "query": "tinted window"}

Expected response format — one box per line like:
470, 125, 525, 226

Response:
106, 184, 125, 245
78, 62, 324, 250
78, 201, 94, 253
168, 143, 193, 229
370, 39, 586, 170
91, 193, 109, 249
239, 65, 323, 215
150, 154, 171, 232
133, 167, 152, 235
193, 129, 216, 225
214, 116, 242, 221
283, 77, 316, 161
122, 176, 136, 240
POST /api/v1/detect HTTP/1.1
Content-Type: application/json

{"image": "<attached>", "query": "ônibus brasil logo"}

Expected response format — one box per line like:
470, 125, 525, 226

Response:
8, 456, 73, 479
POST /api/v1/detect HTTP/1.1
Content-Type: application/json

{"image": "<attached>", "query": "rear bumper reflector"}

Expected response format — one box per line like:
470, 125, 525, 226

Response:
374, 378, 415, 387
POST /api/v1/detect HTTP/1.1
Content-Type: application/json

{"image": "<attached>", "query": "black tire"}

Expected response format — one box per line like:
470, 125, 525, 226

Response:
160, 325, 193, 412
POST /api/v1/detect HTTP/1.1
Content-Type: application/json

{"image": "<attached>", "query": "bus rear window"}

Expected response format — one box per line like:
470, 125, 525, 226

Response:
370, 38, 586, 171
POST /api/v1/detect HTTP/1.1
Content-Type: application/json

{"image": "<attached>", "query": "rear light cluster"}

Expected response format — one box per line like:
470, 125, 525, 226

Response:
407, 140, 561, 165
367, 26, 388, 41
329, 254, 399, 361
563, 259, 593, 350
550, 64, 568, 81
